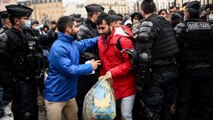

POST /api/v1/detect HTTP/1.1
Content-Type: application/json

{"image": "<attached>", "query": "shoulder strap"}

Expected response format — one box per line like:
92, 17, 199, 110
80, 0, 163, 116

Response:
116, 36, 123, 51
116, 36, 136, 51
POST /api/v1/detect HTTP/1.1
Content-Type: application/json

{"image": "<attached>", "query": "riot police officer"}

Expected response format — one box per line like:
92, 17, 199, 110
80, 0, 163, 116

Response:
135, 0, 179, 120
0, 4, 40, 120
174, 1, 213, 120
0, 10, 12, 118
23, 19, 46, 95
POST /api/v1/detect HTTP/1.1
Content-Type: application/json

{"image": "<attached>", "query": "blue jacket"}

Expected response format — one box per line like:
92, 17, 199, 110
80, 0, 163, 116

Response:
45, 32, 98, 102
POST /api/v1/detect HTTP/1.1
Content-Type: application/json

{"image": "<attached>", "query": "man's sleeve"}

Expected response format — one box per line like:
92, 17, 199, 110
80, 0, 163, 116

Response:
49, 46, 93, 78
109, 37, 134, 78
0, 33, 10, 61
0, 33, 13, 101
136, 21, 158, 43
174, 23, 185, 48
77, 37, 98, 53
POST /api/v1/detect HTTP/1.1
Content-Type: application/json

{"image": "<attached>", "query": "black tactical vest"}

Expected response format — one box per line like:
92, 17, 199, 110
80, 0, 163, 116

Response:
149, 15, 179, 61
182, 19, 213, 64
5, 28, 42, 79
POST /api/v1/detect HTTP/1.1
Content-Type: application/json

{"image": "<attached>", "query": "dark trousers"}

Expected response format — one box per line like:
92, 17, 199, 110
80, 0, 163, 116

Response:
12, 79, 38, 120
132, 93, 144, 120
141, 67, 178, 120
176, 70, 213, 120
0, 85, 4, 118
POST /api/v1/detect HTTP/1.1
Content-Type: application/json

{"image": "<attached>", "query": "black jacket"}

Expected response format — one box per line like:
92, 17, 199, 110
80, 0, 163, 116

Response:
77, 18, 99, 39
77, 18, 99, 63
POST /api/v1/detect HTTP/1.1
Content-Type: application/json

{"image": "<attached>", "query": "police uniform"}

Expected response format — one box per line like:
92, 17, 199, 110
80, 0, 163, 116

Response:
24, 21, 46, 95
0, 11, 9, 34
76, 3, 104, 119
136, 0, 179, 119
174, 1, 213, 120
0, 10, 11, 118
0, 5, 39, 120
77, 4, 104, 40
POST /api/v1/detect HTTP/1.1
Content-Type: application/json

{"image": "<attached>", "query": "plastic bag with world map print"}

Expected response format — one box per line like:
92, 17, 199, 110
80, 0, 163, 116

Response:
82, 76, 116, 120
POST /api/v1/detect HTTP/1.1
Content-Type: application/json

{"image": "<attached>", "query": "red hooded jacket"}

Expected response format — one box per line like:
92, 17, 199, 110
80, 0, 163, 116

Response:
98, 26, 136, 100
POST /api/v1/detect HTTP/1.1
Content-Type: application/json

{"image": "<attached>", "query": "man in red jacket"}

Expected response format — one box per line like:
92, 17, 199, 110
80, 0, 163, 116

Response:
96, 12, 136, 120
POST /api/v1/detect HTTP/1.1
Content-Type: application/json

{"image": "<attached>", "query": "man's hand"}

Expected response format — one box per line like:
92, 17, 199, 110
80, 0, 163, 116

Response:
105, 71, 112, 80
90, 59, 101, 70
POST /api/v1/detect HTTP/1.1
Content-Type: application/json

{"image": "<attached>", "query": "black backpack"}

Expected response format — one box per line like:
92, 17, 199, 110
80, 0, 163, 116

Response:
116, 36, 150, 88
115, 36, 138, 69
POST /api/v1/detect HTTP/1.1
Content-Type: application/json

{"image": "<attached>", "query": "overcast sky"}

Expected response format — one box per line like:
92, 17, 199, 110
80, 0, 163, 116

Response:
63, 0, 86, 5
62, 0, 137, 6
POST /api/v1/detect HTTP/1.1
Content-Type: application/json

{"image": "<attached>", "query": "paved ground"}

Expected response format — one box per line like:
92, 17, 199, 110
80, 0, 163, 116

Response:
38, 111, 65, 120
2, 98, 200, 120
38, 111, 47, 120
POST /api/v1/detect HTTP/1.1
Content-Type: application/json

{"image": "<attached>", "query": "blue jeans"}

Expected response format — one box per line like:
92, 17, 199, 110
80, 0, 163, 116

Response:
120, 94, 136, 120
0, 86, 4, 118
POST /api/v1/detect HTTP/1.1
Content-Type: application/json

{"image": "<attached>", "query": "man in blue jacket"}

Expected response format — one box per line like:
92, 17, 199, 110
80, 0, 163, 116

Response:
44, 16, 101, 120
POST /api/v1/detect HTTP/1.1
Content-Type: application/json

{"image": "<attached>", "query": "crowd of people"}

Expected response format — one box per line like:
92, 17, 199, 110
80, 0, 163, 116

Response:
0, 0, 213, 120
